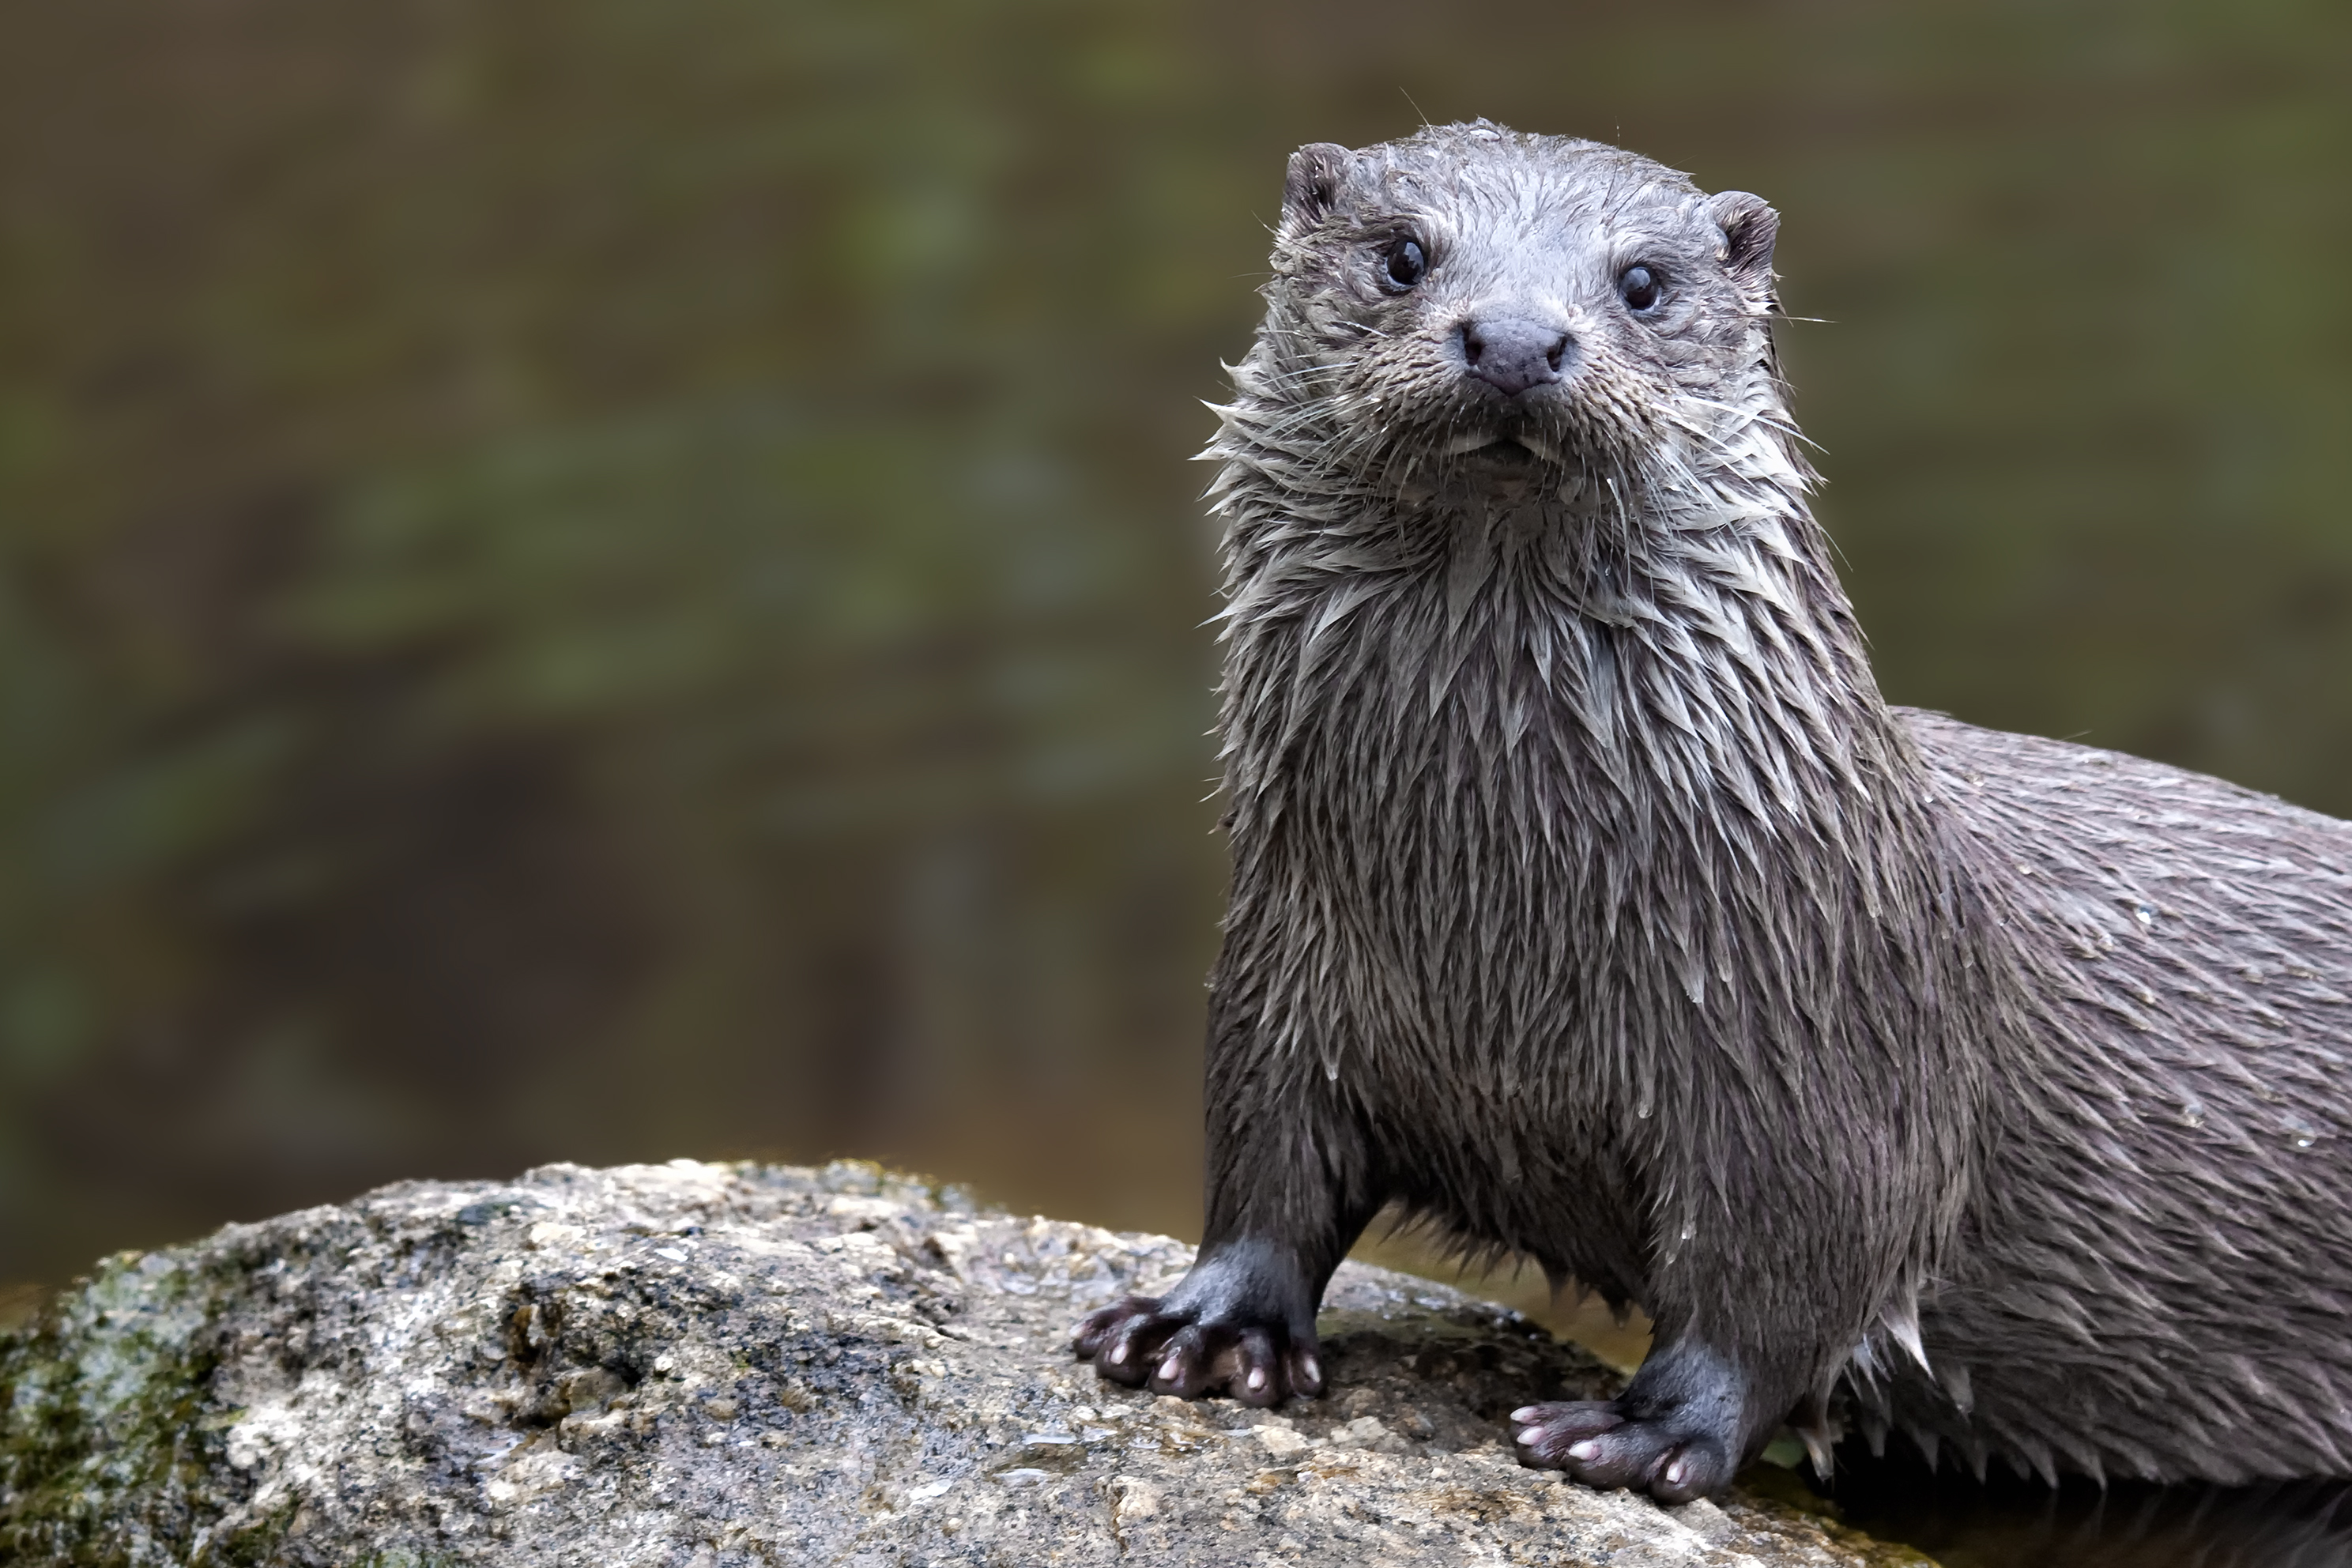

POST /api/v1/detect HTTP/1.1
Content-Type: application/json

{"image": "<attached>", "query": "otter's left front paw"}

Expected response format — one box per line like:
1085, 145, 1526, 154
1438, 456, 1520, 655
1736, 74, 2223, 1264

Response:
1511, 1399, 1735, 1503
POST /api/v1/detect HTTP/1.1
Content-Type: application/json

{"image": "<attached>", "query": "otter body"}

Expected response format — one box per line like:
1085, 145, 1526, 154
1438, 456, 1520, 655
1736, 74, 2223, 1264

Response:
1074, 122, 2352, 1500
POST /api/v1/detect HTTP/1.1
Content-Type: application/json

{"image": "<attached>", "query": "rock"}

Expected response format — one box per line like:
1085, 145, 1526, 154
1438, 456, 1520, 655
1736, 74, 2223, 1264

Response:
0, 1159, 1930, 1566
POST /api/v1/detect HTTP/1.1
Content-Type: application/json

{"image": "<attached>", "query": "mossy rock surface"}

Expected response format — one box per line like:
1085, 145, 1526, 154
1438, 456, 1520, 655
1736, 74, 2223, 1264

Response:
0, 1159, 1931, 1566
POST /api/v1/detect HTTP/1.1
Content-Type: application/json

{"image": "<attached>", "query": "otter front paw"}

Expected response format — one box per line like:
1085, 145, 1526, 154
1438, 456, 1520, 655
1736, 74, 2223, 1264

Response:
1510, 1398, 1734, 1502
1072, 1295, 1321, 1406
1510, 1338, 1749, 1502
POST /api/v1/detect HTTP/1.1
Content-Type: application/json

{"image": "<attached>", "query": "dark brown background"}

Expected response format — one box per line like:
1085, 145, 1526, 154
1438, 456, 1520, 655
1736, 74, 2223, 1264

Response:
2, 0, 2347, 1302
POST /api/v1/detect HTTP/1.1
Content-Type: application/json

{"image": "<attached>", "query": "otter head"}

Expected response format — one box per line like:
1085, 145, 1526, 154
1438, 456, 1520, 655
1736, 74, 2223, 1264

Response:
1248, 122, 1785, 501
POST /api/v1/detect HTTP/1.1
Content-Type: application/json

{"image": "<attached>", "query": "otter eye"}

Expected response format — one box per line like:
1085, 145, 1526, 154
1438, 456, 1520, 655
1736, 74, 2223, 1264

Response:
1384, 238, 1427, 289
1619, 263, 1663, 312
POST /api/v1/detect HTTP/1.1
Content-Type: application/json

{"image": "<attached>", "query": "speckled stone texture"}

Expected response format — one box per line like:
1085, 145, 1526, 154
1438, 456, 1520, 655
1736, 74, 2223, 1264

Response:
0, 1160, 1927, 1566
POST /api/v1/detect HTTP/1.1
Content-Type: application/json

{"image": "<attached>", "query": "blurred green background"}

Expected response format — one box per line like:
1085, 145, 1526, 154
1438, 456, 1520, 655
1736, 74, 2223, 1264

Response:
2, 0, 2347, 1291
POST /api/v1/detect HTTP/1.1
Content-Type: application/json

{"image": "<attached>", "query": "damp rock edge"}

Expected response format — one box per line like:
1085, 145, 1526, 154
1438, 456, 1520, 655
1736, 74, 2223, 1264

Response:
0, 1159, 1932, 1566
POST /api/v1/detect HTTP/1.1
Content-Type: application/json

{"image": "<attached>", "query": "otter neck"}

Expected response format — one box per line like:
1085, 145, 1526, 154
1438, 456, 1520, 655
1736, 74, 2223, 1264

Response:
1208, 375, 1917, 833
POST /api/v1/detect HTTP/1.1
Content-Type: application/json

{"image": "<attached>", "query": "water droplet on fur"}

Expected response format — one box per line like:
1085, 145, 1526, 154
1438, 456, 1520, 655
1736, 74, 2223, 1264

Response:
1635, 1097, 1653, 1119
2179, 1100, 2206, 1129
2134, 903, 2155, 928
2287, 1118, 2320, 1151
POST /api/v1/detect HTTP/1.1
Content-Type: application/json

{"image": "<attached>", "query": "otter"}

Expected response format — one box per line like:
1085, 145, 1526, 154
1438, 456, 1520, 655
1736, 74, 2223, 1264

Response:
1072, 121, 2352, 1502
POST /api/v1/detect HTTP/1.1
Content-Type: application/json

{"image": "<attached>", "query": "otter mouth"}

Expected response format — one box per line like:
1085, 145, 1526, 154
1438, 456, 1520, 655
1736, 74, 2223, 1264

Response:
1442, 428, 1562, 465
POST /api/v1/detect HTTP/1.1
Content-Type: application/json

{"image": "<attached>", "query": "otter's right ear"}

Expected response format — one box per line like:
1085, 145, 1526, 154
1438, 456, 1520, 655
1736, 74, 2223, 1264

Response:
1708, 190, 1780, 307
1280, 143, 1355, 238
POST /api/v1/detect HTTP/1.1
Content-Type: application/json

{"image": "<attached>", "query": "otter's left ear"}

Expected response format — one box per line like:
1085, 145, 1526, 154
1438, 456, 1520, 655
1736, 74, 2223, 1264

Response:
1707, 190, 1779, 306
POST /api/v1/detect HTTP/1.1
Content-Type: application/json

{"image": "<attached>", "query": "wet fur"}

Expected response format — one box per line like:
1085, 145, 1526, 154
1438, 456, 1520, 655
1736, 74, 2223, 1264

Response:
1078, 121, 2352, 1493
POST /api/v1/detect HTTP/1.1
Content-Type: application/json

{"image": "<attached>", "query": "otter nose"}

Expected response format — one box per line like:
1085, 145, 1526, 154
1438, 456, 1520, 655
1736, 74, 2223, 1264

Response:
1460, 316, 1571, 398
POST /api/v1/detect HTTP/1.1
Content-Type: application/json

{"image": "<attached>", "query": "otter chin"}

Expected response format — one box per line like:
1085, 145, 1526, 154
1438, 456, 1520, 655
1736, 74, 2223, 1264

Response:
1072, 120, 2352, 1503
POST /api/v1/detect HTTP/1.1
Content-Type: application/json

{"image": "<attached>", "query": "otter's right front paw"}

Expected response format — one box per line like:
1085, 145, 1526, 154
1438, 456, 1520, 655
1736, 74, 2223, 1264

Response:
1072, 1296, 1321, 1407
